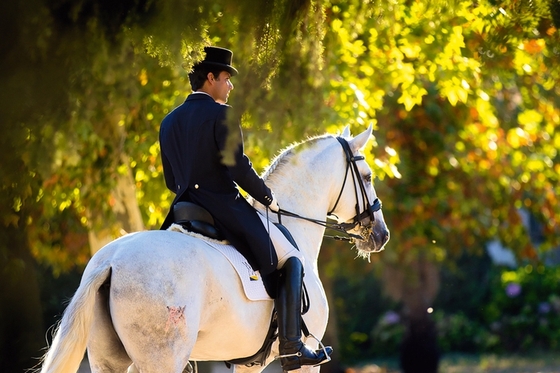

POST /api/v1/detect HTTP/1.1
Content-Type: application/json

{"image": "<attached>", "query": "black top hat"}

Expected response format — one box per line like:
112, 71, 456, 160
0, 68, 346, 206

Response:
193, 46, 238, 76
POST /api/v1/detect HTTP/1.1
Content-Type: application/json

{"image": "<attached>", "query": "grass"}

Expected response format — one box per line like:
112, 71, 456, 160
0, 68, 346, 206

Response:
351, 351, 560, 373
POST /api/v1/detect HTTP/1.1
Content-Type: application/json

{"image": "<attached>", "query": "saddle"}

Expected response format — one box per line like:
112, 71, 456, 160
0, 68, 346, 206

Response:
173, 201, 298, 246
173, 201, 223, 240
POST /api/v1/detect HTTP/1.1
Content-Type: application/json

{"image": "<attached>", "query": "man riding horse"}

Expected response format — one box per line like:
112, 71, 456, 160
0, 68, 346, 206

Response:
159, 46, 333, 371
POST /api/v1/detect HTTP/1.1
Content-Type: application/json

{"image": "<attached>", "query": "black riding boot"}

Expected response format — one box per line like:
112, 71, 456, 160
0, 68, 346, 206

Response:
276, 257, 333, 371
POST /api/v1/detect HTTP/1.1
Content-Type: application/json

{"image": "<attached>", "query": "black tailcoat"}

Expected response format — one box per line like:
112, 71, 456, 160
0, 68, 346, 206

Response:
159, 93, 278, 275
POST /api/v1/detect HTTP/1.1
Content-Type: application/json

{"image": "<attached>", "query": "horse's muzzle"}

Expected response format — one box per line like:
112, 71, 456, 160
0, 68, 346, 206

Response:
356, 223, 390, 253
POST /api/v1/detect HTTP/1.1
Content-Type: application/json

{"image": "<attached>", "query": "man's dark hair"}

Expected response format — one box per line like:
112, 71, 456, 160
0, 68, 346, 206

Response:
188, 66, 224, 91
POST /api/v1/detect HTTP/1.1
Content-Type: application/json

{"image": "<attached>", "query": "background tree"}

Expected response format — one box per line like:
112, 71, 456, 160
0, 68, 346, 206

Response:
321, 0, 560, 369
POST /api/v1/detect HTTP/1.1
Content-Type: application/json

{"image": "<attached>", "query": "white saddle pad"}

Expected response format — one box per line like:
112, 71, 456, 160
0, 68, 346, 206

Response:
169, 224, 272, 301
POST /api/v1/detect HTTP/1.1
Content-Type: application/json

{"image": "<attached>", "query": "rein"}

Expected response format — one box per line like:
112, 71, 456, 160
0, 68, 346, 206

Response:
274, 136, 382, 242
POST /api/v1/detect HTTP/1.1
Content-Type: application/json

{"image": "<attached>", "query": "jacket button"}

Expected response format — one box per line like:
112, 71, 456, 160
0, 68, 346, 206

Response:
194, 184, 199, 189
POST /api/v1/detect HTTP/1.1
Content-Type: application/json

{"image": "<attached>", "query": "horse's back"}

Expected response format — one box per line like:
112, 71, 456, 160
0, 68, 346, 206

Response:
89, 230, 274, 362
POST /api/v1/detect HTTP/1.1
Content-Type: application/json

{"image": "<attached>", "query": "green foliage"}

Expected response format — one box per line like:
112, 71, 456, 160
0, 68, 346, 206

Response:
370, 311, 406, 356
334, 252, 560, 360
362, 265, 560, 356
482, 265, 560, 351
329, 268, 401, 361
434, 312, 499, 353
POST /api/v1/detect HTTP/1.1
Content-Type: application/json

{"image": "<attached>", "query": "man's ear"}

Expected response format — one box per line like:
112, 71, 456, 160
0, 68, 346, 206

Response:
207, 72, 215, 82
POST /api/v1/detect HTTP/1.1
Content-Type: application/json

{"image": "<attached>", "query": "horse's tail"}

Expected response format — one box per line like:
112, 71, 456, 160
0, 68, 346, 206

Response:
40, 262, 112, 373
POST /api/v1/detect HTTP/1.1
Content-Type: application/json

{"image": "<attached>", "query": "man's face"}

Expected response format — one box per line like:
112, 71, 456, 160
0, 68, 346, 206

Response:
210, 71, 234, 104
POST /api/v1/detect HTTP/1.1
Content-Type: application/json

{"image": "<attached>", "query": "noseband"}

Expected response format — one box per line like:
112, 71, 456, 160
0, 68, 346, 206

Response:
275, 136, 382, 242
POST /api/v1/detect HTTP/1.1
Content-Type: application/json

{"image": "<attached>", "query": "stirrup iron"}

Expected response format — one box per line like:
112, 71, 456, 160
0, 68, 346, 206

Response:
308, 333, 332, 364
274, 334, 331, 364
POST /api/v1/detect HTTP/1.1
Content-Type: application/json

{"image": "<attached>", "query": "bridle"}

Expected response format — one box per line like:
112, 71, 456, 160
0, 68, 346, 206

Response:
274, 137, 382, 242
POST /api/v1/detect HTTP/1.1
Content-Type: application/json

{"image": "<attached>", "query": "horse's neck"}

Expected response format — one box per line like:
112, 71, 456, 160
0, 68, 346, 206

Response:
268, 188, 328, 268
262, 139, 341, 266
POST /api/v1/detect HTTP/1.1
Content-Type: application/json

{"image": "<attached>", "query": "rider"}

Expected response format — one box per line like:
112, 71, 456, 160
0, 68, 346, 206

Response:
159, 46, 332, 371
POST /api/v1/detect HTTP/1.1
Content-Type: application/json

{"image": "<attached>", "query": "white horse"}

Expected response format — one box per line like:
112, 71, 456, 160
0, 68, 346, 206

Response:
39, 125, 389, 373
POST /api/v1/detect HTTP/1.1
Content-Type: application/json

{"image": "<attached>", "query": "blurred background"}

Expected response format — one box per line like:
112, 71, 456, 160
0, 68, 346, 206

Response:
1, 0, 560, 372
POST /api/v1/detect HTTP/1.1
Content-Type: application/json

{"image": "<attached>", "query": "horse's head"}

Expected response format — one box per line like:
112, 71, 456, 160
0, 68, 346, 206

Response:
329, 125, 390, 257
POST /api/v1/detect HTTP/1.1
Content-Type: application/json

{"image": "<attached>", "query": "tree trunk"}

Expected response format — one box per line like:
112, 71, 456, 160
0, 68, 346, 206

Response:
382, 256, 441, 373
88, 161, 145, 254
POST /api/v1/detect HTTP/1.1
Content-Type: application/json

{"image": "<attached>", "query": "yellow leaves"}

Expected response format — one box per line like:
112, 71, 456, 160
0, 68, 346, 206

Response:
554, 132, 560, 150
440, 26, 466, 60
507, 128, 530, 149
332, 18, 343, 32
514, 52, 535, 75
478, 89, 490, 101
135, 169, 148, 182
440, 78, 470, 106
373, 158, 402, 179
470, 17, 486, 34
139, 69, 148, 86
511, 150, 527, 167
371, 145, 401, 180
359, 64, 374, 77
424, 35, 435, 44
149, 142, 160, 157
452, 26, 466, 48
427, 157, 439, 176
525, 155, 551, 173
398, 83, 428, 111
399, 38, 422, 59
349, 83, 370, 110
518, 109, 543, 127
504, 110, 545, 150
501, 270, 520, 284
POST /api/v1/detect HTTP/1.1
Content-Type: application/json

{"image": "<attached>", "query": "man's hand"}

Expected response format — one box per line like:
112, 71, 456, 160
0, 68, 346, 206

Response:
269, 192, 280, 212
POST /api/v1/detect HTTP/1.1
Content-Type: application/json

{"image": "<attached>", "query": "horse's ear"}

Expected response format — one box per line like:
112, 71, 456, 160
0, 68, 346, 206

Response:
349, 124, 373, 151
341, 125, 351, 138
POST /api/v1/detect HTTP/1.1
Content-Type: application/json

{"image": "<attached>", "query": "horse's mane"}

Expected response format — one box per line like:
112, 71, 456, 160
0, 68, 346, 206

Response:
261, 134, 334, 181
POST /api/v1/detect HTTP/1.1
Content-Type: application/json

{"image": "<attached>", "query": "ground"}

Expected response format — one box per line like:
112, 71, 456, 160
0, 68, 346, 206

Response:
78, 352, 560, 373
353, 352, 559, 373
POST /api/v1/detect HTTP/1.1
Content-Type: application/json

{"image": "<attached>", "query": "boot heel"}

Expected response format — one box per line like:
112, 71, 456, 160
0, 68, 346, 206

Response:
279, 355, 302, 371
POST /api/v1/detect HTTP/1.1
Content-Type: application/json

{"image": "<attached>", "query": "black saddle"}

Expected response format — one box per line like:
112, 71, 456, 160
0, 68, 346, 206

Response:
173, 201, 223, 240
173, 202, 300, 249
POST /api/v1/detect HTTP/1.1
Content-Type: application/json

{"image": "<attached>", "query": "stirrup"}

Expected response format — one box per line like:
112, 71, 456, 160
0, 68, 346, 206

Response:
307, 333, 332, 364
274, 333, 332, 364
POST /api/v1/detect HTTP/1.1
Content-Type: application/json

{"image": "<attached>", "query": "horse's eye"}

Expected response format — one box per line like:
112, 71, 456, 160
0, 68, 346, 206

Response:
364, 174, 372, 183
